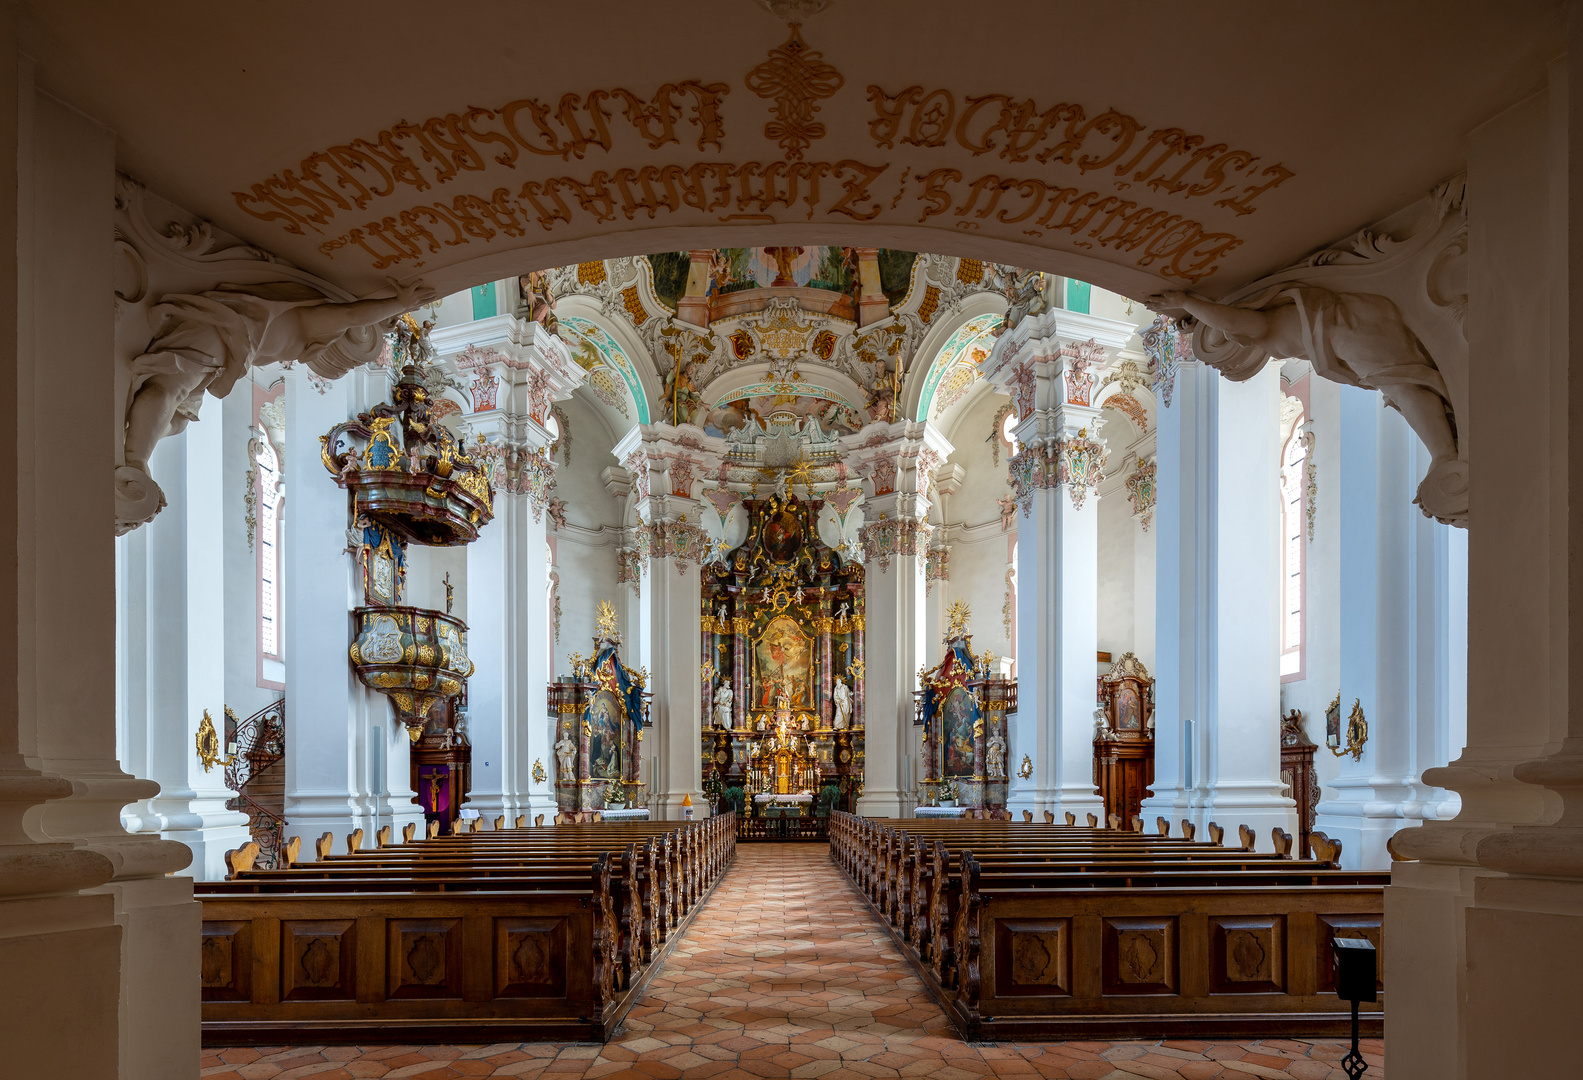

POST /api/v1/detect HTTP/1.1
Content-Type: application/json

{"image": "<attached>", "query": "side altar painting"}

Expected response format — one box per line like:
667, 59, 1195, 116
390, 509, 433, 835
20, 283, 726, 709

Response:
699, 494, 865, 830
546, 601, 652, 819
915, 602, 1018, 817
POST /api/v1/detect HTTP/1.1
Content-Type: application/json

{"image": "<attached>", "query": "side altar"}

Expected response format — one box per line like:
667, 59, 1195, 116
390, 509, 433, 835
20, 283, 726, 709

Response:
699, 493, 865, 832
914, 602, 1018, 818
546, 601, 652, 820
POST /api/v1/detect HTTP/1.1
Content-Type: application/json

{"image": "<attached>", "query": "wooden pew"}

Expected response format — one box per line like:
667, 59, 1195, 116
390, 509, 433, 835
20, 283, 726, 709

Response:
828, 812, 1386, 1041
199, 812, 735, 1044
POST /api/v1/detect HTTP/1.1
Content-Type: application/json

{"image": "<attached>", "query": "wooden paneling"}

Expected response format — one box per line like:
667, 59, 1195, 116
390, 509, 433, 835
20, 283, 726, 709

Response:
494, 917, 568, 997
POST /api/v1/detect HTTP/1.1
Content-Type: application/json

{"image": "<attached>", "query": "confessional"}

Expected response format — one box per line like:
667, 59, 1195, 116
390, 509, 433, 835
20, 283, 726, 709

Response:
1093, 652, 1155, 831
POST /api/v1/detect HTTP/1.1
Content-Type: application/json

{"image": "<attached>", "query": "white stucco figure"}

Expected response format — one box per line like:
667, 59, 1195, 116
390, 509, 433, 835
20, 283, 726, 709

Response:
833, 677, 853, 731
554, 731, 578, 781
1155, 286, 1464, 523
118, 278, 436, 532
986, 731, 1007, 778
713, 679, 734, 729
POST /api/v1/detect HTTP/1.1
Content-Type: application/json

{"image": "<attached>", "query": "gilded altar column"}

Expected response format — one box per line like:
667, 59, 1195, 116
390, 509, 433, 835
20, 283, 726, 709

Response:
852, 602, 865, 721
700, 601, 714, 732
732, 614, 750, 729
818, 602, 834, 727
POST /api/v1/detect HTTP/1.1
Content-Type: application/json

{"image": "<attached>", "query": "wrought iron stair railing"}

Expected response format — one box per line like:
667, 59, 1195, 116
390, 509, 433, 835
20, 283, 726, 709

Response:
222, 698, 286, 868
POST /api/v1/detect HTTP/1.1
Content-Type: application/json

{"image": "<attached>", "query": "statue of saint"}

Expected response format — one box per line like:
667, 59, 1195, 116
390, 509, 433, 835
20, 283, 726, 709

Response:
554, 730, 578, 781
713, 679, 734, 729
832, 676, 853, 731
986, 731, 1007, 778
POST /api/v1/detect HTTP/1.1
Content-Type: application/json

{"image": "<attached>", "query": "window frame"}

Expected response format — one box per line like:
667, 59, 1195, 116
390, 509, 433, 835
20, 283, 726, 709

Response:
255, 382, 286, 691
1279, 376, 1310, 683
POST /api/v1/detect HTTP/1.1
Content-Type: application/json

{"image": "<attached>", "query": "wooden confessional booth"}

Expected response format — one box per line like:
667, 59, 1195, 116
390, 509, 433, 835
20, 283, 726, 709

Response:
1093, 653, 1155, 830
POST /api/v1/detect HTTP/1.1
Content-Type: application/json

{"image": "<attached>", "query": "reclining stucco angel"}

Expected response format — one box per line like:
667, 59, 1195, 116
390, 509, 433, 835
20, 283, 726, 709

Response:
118, 277, 436, 533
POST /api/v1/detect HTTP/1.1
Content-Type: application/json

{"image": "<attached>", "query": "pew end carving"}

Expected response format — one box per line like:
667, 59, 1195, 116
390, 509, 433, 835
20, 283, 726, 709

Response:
315, 832, 333, 860
224, 842, 260, 880
1064, 812, 1075, 825
1238, 824, 1257, 851
1208, 822, 1225, 846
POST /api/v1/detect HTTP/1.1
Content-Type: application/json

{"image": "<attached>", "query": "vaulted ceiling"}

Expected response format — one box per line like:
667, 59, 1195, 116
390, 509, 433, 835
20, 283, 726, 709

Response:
26, 1, 1563, 299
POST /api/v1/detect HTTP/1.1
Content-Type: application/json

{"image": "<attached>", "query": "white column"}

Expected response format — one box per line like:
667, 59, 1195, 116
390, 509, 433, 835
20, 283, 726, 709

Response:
858, 501, 926, 818
1015, 469, 1106, 821
281, 367, 388, 853
610, 423, 720, 818
1145, 362, 1209, 825
466, 482, 554, 820
9, 82, 196, 1080
1386, 69, 1579, 1080
1200, 365, 1290, 835
1144, 363, 1293, 838
1316, 389, 1436, 867
123, 413, 250, 880
650, 555, 702, 818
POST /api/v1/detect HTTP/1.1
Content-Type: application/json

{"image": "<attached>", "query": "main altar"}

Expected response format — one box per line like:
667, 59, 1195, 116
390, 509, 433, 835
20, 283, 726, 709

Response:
699, 493, 864, 837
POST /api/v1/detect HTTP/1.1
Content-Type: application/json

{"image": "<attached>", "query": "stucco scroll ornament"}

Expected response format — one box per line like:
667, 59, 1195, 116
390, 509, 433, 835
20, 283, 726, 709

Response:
118, 277, 437, 534
1150, 178, 1469, 526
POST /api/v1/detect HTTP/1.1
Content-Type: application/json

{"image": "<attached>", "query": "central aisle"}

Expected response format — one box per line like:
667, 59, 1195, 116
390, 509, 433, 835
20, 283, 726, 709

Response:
201, 844, 1380, 1078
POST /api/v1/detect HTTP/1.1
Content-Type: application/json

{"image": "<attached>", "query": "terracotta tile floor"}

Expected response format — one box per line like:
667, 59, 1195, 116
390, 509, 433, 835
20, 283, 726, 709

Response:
200, 844, 1384, 1079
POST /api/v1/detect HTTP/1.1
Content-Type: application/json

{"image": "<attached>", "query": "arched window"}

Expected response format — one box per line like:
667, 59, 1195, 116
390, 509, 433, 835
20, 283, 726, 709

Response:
1279, 389, 1309, 680
257, 432, 283, 662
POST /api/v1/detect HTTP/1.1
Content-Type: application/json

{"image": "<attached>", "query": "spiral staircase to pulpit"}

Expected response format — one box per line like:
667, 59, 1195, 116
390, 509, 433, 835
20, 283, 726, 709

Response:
222, 699, 287, 868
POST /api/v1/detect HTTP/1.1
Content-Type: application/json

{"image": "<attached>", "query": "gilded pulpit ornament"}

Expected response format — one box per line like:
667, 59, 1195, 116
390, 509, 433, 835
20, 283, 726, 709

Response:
322, 315, 495, 546
195, 709, 232, 773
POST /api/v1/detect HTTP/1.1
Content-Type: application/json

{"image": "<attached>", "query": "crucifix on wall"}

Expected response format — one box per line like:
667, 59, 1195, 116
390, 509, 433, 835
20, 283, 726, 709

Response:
443, 572, 453, 614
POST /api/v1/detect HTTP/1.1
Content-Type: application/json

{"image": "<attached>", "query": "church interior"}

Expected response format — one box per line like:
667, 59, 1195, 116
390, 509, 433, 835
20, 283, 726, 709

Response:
1, 3, 1577, 1078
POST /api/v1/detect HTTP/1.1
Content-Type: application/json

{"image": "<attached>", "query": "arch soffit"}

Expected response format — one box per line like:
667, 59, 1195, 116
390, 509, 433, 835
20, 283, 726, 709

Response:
701, 361, 867, 415
903, 291, 1007, 420
555, 293, 658, 428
